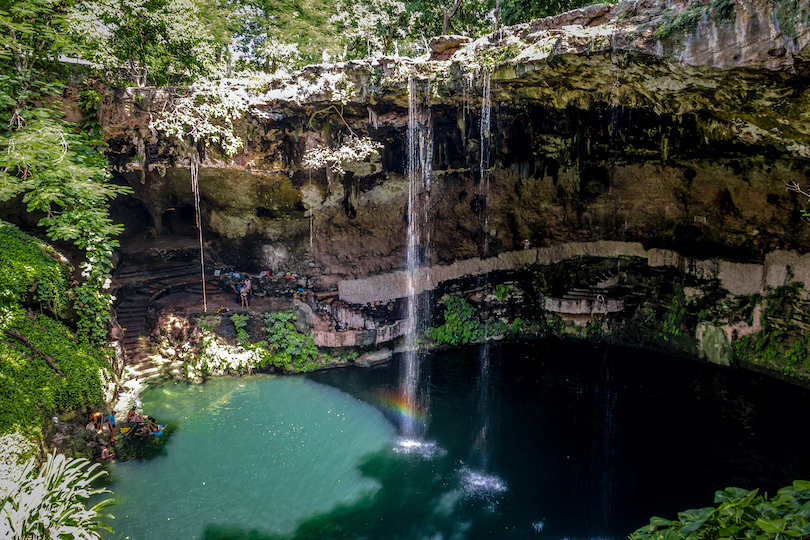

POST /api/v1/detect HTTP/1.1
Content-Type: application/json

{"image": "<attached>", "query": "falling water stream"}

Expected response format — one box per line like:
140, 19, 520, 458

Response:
473, 72, 495, 475
400, 77, 433, 446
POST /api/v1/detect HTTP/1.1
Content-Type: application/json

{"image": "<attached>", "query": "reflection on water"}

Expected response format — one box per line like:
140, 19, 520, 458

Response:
106, 341, 810, 540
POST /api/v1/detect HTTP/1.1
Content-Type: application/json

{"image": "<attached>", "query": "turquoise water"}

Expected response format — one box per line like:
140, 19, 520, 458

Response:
104, 342, 810, 539
105, 375, 396, 539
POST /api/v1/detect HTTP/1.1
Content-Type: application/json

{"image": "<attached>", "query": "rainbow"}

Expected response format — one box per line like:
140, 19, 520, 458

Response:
377, 389, 427, 431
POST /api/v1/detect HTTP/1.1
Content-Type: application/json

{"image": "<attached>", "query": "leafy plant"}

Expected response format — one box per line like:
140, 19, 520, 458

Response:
631, 481, 810, 540
655, 3, 703, 39
490, 320, 508, 335
546, 314, 565, 333
660, 300, 686, 341
425, 295, 484, 346
1, 452, 114, 540
230, 313, 250, 344
494, 284, 510, 302
262, 312, 319, 372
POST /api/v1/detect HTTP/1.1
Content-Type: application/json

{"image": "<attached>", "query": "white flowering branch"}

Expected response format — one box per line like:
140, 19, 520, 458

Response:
302, 136, 383, 175
151, 78, 265, 155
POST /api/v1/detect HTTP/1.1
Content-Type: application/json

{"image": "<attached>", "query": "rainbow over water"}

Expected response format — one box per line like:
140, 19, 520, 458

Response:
378, 389, 427, 434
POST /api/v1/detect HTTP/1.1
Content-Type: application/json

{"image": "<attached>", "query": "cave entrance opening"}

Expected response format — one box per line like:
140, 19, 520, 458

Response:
161, 205, 198, 238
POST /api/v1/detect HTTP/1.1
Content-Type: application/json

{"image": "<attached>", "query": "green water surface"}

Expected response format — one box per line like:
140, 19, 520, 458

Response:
106, 375, 396, 539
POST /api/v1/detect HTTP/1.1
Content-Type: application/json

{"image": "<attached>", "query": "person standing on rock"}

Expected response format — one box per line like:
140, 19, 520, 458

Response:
240, 281, 249, 308
233, 280, 243, 305
106, 411, 116, 442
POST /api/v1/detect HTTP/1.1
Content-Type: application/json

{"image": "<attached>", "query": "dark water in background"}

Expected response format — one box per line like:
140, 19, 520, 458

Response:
106, 339, 810, 540
307, 339, 810, 539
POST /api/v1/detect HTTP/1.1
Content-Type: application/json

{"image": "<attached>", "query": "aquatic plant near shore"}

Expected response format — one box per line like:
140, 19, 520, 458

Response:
194, 312, 322, 377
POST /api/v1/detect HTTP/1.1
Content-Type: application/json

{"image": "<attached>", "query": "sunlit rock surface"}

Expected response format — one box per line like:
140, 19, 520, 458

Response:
95, 0, 809, 285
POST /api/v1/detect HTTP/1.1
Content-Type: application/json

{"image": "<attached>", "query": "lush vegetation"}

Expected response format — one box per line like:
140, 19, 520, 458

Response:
1, 452, 113, 539
0, 222, 109, 433
0, 222, 111, 437
0, 0, 132, 343
0, 221, 72, 318
197, 311, 322, 375
631, 481, 810, 540
732, 283, 810, 381
260, 311, 320, 371
426, 295, 485, 346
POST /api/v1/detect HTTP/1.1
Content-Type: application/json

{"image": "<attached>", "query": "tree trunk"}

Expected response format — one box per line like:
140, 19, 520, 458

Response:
440, 0, 464, 35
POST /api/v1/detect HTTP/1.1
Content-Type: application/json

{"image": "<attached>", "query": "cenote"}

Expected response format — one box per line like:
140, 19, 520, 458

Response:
104, 340, 810, 540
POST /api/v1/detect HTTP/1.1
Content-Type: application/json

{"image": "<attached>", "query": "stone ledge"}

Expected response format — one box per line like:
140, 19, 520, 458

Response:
338, 241, 801, 305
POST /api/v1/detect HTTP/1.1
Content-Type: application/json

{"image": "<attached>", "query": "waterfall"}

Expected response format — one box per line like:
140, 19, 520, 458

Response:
479, 73, 492, 256
460, 73, 508, 499
475, 73, 494, 467
399, 76, 433, 445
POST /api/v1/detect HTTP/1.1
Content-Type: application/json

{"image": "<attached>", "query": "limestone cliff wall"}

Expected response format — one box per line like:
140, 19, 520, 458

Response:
88, 0, 809, 288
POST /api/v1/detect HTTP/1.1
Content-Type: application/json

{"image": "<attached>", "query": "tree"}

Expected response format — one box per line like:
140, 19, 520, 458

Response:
407, 0, 495, 42
499, 0, 593, 26
66, 0, 230, 86
230, 0, 340, 71
0, 0, 131, 342
330, 0, 419, 57
1, 453, 114, 540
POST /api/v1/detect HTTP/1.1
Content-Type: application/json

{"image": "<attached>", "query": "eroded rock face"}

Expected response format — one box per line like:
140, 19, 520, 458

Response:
97, 0, 809, 284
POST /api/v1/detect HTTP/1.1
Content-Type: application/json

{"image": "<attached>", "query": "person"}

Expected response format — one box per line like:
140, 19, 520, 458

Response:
233, 281, 244, 305
240, 281, 249, 308
106, 411, 116, 442
100, 446, 115, 461
127, 406, 141, 423
92, 411, 103, 433
146, 417, 164, 437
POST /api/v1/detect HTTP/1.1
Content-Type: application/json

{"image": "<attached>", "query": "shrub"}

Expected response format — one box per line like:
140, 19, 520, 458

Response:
426, 296, 484, 346
1, 452, 113, 539
262, 312, 319, 372
631, 481, 810, 540
0, 221, 72, 318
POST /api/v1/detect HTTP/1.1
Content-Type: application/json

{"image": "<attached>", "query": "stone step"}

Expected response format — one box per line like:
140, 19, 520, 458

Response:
115, 262, 200, 282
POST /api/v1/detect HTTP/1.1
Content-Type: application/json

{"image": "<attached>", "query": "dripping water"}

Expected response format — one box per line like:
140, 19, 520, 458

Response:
468, 73, 502, 490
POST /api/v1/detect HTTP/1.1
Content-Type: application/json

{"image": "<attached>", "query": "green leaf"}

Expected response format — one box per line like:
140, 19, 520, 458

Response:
678, 507, 715, 534
756, 518, 787, 533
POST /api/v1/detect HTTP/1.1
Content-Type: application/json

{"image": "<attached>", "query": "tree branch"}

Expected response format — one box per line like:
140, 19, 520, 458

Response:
3, 329, 66, 376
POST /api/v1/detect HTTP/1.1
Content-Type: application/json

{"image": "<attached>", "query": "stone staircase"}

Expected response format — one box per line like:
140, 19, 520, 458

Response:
113, 260, 218, 380
546, 272, 625, 314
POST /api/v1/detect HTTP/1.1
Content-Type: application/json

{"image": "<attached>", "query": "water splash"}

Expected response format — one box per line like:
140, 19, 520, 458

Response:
459, 464, 507, 499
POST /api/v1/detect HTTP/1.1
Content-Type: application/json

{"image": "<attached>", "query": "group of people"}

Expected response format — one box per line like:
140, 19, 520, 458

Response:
233, 277, 252, 308
87, 406, 165, 462
86, 410, 117, 461
86, 411, 116, 440
127, 406, 164, 437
